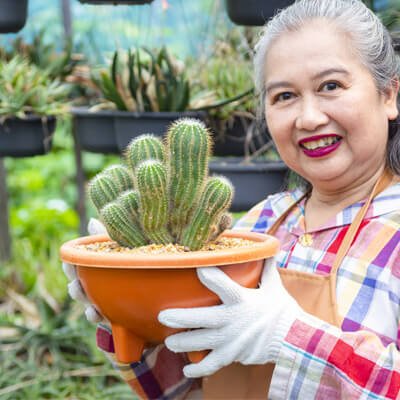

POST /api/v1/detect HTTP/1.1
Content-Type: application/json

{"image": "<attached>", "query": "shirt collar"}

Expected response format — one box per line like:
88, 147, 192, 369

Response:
271, 182, 400, 234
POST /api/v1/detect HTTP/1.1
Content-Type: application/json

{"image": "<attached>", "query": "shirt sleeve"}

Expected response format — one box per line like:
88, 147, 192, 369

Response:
269, 313, 400, 399
96, 323, 201, 399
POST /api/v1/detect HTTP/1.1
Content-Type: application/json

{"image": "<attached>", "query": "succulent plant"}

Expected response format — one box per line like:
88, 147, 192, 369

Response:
90, 46, 191, 112
88, 118, 234, 251
0, 55, 71, 119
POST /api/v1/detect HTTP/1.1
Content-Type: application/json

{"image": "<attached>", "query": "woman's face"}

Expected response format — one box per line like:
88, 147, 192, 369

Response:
264, 21, 398, 191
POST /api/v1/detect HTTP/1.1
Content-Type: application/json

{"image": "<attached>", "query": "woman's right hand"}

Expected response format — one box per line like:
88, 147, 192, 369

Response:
62, 218, 108, 324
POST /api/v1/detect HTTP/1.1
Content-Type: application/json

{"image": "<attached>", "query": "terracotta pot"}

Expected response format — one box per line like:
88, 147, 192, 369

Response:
60, 230, 279, 363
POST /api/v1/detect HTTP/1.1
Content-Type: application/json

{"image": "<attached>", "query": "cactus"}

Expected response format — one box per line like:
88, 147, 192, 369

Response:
118, 189, 140, 220
103, 164, 133, 192
208, 213, 233, 242
100, 202, 147, 248
88, 174, 121, 211
89, 118, 234, 250
167, 119, 211, 239
181, 177, 234, 250
135, 160, 173, 244
125, 134, 165, 172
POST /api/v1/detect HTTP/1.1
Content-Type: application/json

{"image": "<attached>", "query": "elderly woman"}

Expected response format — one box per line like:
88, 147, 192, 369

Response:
65, 0, 400, 398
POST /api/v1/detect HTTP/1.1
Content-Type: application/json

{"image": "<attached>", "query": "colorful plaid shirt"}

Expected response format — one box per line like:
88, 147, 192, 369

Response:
96, 182, 400, 399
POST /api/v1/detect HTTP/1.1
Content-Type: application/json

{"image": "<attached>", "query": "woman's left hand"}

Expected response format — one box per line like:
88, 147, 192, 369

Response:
158, 258, 303, 378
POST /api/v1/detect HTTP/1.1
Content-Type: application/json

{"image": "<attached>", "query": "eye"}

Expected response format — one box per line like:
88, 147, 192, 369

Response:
320, 81, 341, 92
272, 91, 294, 103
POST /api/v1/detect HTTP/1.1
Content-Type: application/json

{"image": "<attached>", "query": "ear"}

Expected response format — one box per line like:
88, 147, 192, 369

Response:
383, 77, 399, 120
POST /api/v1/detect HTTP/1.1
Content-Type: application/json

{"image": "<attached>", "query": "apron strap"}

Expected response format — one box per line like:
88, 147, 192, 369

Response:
331, 169, 394, 273
267, 169, 395, 274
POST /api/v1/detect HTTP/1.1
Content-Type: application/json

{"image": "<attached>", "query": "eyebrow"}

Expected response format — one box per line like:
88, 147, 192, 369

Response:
265, 68, 350, 93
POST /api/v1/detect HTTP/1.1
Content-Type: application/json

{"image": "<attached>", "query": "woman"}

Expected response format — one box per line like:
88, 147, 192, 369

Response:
64, 0, 400, 398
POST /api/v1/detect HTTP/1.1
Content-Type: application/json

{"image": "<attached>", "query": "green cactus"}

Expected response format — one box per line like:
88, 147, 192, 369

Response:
125, 134, 165, 172
100, 202, 147, 248
88, 174, 121, 211
181, 177, 234, 250
135, 160, 173, 244
167, 118, 211, 239
103, 164, 133, 192
118, 189, 140, 220
89, 118, 234, 250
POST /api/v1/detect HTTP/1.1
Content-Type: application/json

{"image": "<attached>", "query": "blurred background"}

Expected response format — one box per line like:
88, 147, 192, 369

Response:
0, 1, 398, 398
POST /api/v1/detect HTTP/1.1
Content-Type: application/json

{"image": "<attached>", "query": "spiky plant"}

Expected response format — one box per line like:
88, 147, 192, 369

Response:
88, 118, 234, 251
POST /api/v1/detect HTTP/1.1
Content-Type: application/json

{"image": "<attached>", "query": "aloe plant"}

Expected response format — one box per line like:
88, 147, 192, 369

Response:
91, 46, 191, 112
0, 55, 70, 119
88, 118, 234, 251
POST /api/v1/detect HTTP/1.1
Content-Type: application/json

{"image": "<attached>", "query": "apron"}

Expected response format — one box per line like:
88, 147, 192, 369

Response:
202, 170, 394, 399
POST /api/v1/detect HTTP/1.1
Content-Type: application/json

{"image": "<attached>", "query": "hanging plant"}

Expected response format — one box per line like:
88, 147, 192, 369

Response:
0, 0, 28, 33
0, 56, 71, 157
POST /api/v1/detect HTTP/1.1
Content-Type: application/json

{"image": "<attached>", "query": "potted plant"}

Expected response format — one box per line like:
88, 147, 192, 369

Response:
0, 56, 70, 158
193, 30, 289, 210
0, 0, 28, 33
193, 28, 269, 157
72, 46, 209, 154
225, 0, 294, 26
60, 118, 279, 363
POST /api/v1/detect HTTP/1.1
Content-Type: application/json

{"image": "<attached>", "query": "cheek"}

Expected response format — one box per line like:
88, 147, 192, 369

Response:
265, 110, 294, 149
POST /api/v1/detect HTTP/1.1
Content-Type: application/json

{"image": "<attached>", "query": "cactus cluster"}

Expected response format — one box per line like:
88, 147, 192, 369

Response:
88, 118, 234, 251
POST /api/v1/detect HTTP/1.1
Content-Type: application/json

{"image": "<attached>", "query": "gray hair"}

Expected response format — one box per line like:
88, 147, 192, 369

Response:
254, 0, 400, 177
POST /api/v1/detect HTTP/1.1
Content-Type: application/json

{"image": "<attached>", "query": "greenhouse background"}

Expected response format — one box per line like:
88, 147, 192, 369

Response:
3, 1, 231, 62
0, 0, 399, 398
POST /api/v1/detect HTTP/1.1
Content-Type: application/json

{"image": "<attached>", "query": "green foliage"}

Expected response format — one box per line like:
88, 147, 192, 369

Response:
0, 297, 135, 399
192, 28, 256, 120
90, 46, 191, 112
0, 29, 81, 81
89, 118, 234, 250
0, 56, 71, 119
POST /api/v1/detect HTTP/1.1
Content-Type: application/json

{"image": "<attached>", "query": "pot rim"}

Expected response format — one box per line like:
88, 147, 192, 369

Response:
60, 229, 279, 269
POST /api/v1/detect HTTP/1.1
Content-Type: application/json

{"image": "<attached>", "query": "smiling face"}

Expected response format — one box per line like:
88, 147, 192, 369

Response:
264, 20, 398, 192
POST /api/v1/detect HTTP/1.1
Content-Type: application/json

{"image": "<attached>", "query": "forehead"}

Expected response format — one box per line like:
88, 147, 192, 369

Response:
264, 20, 366, 82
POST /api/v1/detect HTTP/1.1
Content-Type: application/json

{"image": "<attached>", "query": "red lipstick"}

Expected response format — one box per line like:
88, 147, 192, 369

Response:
299, 134, 342, 158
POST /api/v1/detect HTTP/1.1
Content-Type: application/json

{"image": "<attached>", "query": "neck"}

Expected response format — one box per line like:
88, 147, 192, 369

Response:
304, 165, 386, 231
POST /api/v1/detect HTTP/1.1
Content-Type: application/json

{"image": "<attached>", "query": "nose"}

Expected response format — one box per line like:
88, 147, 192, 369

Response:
295, 96, 329, 131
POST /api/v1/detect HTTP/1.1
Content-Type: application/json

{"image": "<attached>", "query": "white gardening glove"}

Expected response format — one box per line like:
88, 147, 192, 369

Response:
158, 258, 304, 378
62, 218, 107, 324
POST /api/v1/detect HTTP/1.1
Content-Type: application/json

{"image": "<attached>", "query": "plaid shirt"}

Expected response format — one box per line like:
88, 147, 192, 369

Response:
97, 182, 400, 399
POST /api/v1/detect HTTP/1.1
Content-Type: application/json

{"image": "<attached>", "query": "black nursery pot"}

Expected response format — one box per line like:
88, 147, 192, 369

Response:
209, 158, 288, 212
114, 111, 207, 152
0, 116, 56, 158
225, 0, 294, 26
71, 107, 119, 154
0, 0, 28, 33
209, 116, 271, 157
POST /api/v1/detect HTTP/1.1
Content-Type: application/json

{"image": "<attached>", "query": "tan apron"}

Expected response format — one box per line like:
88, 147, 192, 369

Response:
202, 170, 394, 399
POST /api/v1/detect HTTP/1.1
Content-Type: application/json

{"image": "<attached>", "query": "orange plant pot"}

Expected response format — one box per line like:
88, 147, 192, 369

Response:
60, 230, 279, 364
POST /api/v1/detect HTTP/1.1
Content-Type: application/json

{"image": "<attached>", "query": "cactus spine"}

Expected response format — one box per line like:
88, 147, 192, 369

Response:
100, 202, 147, 247
125, 135, 165, 172
135, 160, 173, 244
167, 119, 211, 239
118, 190, 140, 220
88, 174, 121, 210
103, 165, 133, 192
181, 177, 234, 250
89, 118, 234, 250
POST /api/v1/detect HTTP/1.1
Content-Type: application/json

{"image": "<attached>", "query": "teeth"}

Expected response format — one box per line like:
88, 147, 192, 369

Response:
302, 137, 339, 150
